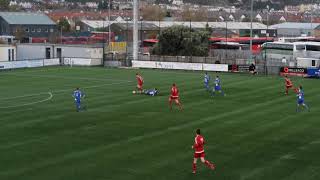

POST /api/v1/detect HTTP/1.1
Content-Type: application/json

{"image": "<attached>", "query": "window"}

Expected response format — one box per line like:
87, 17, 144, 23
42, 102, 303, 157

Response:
312, 60, 316, 66
45, 48, 51, 59
12, 49, 14, 61
37, 28, 41, 32
8, 49, 11, 61
295, 45, 305, 50
306, 45, 320, 51
264, 43, 294, 51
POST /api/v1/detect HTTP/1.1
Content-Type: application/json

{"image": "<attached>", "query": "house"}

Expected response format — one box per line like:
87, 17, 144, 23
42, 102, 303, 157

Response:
144, 21, 276, 37
80, 20, 277, 39
0, 12, 57, 42
110, 22, 159, 42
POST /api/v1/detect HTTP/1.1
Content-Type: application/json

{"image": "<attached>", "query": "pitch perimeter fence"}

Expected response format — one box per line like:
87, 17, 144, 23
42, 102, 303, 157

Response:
0, 57, 103, 70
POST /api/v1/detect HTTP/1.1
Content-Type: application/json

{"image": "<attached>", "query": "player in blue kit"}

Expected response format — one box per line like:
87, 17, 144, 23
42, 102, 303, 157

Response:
296, 86, 310, 112
204, 72, 210, 91
212, 76, 225, 96
73, 88, 85, 112
144, 88, 159, 96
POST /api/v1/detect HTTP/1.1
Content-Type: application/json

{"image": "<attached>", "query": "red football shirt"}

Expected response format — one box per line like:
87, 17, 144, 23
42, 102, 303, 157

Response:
285, 78, 292, 87
193, 135, 205, 153
136, 75, 143, 85
171, 86, 179, 98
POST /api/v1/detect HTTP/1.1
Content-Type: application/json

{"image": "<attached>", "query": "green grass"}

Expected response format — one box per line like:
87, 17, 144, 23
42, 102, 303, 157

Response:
0, 66, 319, 180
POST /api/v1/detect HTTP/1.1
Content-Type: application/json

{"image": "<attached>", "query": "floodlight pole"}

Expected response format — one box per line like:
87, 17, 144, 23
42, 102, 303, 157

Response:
265, 5, 269, 75
103, 15, 105, 62
133, 0, 139, 62
108, 0, 111, 47
249, 0, 254, 63
311, 0, 314, 36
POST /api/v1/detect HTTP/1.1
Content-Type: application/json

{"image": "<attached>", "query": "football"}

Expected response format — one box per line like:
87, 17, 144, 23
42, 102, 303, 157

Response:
132, 90, 136, 94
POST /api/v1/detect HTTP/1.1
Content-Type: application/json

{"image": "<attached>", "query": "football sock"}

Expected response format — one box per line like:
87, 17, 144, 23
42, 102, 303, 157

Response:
205, 160, 213, 168
192, 163, 196, 172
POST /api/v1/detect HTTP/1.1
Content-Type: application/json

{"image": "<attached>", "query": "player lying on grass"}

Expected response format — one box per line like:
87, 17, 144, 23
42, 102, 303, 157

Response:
192, 128, 216, 174
169, 83, 183, 111
72, 88, 85, 112
211, 75, 225, 97
133, 88, 159, 96
296, 85, 310, 112
144, 88, 159, 96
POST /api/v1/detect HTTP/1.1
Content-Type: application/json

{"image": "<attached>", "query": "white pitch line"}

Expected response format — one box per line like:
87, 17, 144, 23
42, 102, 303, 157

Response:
0, 81, 133, 100
0, 92, 50, 101
6, 73, 131, 82
0, 81, 133, 109
0, 92, 53, 109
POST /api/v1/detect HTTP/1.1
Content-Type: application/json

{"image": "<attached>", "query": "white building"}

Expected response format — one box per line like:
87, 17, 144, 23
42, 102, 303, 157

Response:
19, 2, 32, 9
16, 44, 103, 65
172, 0, 183, 6
0, 45, 16, 61
9, 1, 17, 6
85, 2, 99, 9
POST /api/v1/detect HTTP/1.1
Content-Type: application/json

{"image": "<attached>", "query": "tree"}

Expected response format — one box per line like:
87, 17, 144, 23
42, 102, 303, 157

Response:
141, 5, 166, 21
153, 25, 210, 56
181, 6, 208, 22
14, 26, 26, 43
98, 0, 112, 10
57, 18, 71, 32
49, 31, 59, 43
0, 0, 9, 10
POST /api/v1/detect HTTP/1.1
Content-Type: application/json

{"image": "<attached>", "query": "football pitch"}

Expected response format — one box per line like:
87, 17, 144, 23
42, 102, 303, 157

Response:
0, 66, 320, 180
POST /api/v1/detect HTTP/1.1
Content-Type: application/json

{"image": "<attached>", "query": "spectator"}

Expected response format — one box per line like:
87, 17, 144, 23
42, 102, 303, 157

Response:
249, 63, 257, 75
282, 57, 287, 64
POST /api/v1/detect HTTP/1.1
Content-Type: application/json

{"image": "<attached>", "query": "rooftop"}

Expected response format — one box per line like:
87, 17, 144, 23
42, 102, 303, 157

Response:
81, 20, 272, 30
270, 22, 320, 30
0, 12, 56, 25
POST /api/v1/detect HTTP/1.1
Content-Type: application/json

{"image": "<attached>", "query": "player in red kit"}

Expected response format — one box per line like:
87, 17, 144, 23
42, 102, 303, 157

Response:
192, 128, 215, 174
136, 73, 144, 94
169, 83, 182, 110
284, 76, 295, 95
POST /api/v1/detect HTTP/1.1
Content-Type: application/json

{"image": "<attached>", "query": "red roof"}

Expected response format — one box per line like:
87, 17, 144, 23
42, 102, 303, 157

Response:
209, 37, 274, 44
143, 39, 158, 43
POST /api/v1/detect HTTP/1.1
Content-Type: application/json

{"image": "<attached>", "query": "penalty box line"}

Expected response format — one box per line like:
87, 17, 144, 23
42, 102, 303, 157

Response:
0, 81, 133, 109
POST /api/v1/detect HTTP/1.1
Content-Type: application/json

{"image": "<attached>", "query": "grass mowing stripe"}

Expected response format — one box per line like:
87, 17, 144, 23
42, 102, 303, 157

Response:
0, 92, 53, 109
0, 80, 288, 152
0, 67, 319, 180
1, 87, 310, 178
6, 73, 133, 82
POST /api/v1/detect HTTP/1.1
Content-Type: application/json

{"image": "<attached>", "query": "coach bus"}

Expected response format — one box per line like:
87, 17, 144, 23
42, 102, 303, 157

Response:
141, 39, 158, 55
262, 42, 305, 61
209, 37, 274, 54
262, 41, 320, 65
